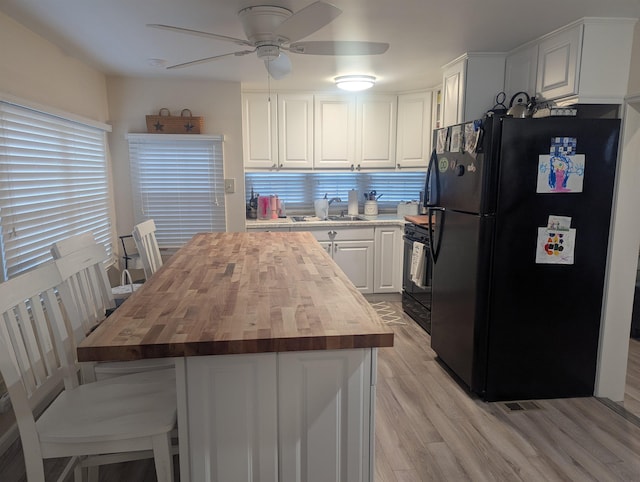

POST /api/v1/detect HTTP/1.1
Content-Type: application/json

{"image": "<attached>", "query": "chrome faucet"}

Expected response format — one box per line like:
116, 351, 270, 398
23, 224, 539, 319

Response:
328, 197, 342, 205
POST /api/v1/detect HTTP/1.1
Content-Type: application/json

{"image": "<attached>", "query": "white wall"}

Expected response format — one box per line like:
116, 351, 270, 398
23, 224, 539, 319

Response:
595, 21, 640, 400
0, 11, 109, 122
106, 77, 246, 236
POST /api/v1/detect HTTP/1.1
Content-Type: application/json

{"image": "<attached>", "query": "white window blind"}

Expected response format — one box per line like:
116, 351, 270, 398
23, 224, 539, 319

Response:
128, 134, 226, 248
0, 101, 112, 281
245, 172, 426, 213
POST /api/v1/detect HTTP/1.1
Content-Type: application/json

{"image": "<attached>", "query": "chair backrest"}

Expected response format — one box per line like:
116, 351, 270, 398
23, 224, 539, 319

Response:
0, 262, 80, 470
132, 219, 163, 279
53, 243, 114, 341
51, 236, 115, 331
50, 232, 97, 258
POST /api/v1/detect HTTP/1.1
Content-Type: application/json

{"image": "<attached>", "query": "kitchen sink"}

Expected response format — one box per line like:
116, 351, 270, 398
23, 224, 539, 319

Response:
291, 215, 365, 222
327, 215, 365, 221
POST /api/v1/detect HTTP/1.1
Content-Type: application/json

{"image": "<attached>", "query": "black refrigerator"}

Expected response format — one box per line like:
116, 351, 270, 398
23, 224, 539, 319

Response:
426, 114, 621, 402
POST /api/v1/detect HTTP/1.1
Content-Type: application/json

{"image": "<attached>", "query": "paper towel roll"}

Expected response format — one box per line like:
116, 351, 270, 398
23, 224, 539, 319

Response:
348, 189, 359, 215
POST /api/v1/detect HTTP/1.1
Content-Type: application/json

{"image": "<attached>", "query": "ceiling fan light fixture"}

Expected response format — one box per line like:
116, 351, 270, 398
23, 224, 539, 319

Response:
335, 75, 376, 91
256, 45, 281, 61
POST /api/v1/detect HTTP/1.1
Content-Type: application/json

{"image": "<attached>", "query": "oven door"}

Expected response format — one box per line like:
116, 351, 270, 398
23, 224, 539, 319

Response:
402, 236, 432, 305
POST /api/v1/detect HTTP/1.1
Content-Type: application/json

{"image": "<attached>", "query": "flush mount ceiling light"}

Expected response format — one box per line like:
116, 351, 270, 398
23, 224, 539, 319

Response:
335, 75, 376, 91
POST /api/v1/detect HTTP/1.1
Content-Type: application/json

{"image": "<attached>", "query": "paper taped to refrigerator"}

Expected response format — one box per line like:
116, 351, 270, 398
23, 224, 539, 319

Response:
535, 227, 576, 264
536, 137, 584, 193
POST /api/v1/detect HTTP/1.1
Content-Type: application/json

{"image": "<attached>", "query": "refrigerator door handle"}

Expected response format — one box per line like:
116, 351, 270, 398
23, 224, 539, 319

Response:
425, 149, 439, 207
428, 207, 445, 264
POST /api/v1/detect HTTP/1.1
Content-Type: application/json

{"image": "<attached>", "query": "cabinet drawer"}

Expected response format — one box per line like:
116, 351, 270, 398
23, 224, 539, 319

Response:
291, 226, 374, 241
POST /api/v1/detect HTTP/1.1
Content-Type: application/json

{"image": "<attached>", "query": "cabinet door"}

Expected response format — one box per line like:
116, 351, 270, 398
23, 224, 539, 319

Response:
278, 349, 373, 482
396, 92, 432, 169
536, 24, 583, 101
441, 60, 466, 127
319, 240, 332, 256
314, 95, 356, 169
374, 226, 403, 293
278, 93, 314, 169
505, 43, 539, 101
242, 93, 278, 169
185, 353, 278, 482
333, 240, 374, 293
355, 95, 397, 169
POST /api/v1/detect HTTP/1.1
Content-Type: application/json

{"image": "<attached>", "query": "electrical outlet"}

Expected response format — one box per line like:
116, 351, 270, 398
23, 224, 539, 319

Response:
224, 178, 235, 194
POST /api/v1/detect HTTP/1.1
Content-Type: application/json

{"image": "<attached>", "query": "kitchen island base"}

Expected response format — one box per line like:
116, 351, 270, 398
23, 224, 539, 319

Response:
177, 348, 376, 482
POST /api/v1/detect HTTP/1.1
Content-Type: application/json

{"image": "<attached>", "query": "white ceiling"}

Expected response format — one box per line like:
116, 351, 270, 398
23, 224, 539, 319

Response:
2, 0, 640, 92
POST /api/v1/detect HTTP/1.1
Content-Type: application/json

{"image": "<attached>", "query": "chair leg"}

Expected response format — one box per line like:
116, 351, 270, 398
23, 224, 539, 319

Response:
152, 432, 174, 482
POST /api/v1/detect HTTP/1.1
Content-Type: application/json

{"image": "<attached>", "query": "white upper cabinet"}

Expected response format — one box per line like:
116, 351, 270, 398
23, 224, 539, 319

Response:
504, 43, 539, 102
242, 92, 278, 169
442, 60, 465, 128
243, 92, 313, 170
536, 24, 582, 101
441, 53, 506, 127
314, 95, 356, 169
506, 18, 637, 105
315, 94, 397, 170
355, 94, 397, 169
396, 91, 433, 169
277, 93, 314, 169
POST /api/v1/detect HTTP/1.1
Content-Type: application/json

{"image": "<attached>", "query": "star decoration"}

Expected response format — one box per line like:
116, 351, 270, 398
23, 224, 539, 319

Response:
154, 121, 164, 132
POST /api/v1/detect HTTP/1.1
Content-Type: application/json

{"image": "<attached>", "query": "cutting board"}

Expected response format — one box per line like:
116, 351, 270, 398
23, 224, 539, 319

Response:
404, 214, 431, 226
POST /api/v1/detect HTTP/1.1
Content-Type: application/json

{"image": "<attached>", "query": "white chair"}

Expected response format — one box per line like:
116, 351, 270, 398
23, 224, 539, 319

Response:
0, 262, 176, 482
54, 243, 174, 382
132, 220, 163, 279
51, 232, 142, 304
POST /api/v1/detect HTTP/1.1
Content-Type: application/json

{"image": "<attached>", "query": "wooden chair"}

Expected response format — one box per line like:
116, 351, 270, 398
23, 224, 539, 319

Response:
54, 243, 174, 382
132, 220, 163, 279
51, 232, 142, 304
0, 262, 176, 482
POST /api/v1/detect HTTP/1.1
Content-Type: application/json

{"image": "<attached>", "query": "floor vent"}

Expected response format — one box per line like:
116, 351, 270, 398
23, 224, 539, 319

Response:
502, 401, 542, 412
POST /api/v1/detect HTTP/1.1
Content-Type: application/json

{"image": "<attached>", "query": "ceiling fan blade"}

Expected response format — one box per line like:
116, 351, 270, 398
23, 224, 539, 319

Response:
289, 40, 389, 56
147, 24, 253, 47
264, 52, 292, 80
273, 1, 342, 43
167, 50, 254, 70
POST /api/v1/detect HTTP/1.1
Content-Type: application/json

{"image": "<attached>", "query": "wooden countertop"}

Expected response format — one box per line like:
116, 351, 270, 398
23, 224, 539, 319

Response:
404, 214, 431, 226
78, 232, 394, 362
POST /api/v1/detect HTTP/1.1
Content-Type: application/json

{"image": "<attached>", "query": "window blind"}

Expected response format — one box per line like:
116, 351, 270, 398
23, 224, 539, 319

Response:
245, 172, 426, 213
128, 134, 226, 248
0, 101, 112, 281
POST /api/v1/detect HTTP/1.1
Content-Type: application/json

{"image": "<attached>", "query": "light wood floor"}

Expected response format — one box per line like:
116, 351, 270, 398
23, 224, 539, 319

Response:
1, 300, 639, 481
375, 301, 640, 481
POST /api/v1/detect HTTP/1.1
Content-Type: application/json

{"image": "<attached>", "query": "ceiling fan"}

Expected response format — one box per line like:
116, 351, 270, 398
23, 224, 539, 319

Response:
148, 1, 389, 80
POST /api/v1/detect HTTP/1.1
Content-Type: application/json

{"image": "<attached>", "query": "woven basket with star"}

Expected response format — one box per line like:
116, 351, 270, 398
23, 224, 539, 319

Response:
146, 108, 203, 134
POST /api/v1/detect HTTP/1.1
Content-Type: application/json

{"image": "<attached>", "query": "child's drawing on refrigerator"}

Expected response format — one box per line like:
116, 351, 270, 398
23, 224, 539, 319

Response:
536, 137, 585, 193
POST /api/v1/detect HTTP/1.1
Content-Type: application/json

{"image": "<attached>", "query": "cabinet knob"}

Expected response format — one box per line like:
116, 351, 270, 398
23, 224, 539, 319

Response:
356, 165, 361, 171
350, 164, 355, 171
271, 163, 277, 169
397, 163, 401, 169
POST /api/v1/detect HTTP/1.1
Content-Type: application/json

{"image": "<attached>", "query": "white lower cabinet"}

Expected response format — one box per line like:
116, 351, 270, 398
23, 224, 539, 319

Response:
279, 349, 374, 482
293, 226, 375, 293
374, 226, 403, 293
184, 354, 279, 482
333, 240, 374, 293
182, 349, 376, 482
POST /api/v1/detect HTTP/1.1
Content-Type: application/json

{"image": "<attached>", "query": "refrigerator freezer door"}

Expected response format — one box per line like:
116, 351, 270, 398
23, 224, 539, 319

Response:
430, 209, 490, 388
434, 117, 500, 215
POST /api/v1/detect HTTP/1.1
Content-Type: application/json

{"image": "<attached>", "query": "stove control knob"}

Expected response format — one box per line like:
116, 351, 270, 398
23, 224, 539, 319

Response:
456, 164, 465, 176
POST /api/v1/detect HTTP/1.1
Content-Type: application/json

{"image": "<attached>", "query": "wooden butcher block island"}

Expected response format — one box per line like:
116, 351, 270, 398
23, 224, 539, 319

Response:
78, 232, 393, 482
